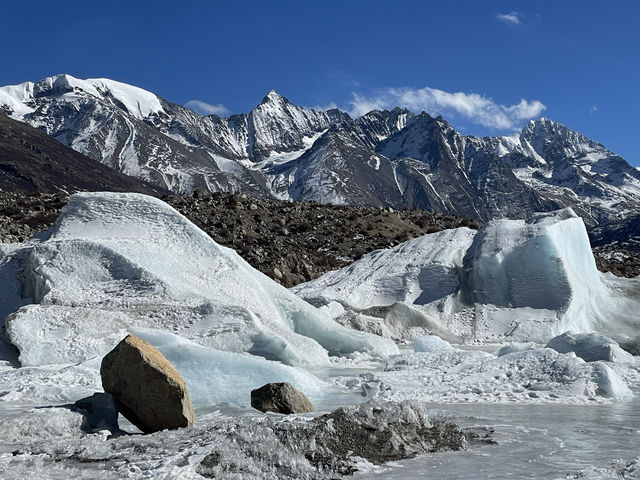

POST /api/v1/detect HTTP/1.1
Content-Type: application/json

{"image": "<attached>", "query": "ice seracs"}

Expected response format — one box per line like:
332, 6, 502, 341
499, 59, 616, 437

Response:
0, 192, 396, 406
294, 208, 640, 344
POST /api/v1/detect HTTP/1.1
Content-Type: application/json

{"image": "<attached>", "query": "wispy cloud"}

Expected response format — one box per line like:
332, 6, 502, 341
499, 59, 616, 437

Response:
310, 101, 339, 111
590, 105, 599, 116
185, 100, 230, 116
348, 86, 546, 130
496, 12, 522, 25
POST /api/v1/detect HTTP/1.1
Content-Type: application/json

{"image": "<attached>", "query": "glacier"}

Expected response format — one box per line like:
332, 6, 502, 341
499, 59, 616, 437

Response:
0, 192, 396, 406
0, 194, 638, 479
294, 208, 640, 344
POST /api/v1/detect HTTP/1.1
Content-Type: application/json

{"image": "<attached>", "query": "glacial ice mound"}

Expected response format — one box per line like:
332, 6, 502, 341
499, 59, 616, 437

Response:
0, 192, 397, 405
3, 192, 395, 368
294, 209, 640, 343
413, 335, 455, 353
546, 332, 633, 363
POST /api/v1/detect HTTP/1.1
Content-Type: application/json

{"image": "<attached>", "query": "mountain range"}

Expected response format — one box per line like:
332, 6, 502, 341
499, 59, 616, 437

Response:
1, 74, 639, 227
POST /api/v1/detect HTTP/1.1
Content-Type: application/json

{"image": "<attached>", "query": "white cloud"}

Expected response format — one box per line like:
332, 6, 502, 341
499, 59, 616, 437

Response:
590, 105, 599, 115
310, 101, 339, 111
348, 86, 546, 130
185, 100, 230, 116
496, 12, 522, 25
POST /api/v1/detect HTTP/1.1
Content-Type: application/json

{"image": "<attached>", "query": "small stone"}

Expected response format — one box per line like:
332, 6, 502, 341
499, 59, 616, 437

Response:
251, 382, 314, 414
100, 334, 195, 433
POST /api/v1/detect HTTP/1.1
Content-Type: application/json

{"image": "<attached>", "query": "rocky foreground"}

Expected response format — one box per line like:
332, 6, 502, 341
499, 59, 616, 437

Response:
0, 191, 637, 284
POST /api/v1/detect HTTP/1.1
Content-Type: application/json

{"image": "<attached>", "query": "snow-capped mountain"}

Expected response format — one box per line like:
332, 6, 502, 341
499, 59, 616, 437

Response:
1, 74, 639, 226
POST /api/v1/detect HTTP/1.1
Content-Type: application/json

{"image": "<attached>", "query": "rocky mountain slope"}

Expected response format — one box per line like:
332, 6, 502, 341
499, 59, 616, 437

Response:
589, 214, 640, 278
0, 113, 167, 195
1, 74, 639, 228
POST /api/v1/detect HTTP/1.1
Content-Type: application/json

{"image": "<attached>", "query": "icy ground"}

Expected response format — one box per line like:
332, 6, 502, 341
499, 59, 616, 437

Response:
0, 193, 639, 478
0, 192, 397, 404
0, 355, 639, 479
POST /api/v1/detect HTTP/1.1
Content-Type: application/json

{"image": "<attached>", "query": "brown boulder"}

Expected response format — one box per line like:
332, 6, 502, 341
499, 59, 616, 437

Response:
100, 334, 195, 433
251, 382, 314, 414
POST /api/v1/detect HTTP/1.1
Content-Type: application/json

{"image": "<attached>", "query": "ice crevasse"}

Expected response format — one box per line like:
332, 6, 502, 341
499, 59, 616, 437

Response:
0, 192, 397, 406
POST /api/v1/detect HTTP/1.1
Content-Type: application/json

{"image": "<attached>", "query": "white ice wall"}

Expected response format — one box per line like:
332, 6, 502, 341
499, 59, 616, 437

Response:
295, 209, 640, 343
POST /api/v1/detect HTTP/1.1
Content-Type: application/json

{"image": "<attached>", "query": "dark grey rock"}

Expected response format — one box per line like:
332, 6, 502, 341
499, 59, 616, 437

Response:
250, 382, 314, 414
197, 400, 471, 479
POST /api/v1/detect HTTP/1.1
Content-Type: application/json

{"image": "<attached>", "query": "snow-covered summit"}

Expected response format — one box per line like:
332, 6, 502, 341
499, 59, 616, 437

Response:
260, 89, 287, 104
0, 74, 165, 120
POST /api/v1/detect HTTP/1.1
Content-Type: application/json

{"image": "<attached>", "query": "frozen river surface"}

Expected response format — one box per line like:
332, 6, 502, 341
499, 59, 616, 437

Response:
357, 402, 640, 479
1, 360, 639, 480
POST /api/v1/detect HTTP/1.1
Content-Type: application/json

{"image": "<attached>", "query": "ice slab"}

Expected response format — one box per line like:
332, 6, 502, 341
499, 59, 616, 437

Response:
413, 335, 455, 353
131, 328, 326, 408
546, 332, 634, 363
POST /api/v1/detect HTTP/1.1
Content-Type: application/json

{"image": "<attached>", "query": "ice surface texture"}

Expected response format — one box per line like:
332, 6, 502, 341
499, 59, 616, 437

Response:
0, 192, 396, 405
295, 208, 640, 343
0, 400, 466, 480
546, 332, 633, 363
344, 346, 634, 404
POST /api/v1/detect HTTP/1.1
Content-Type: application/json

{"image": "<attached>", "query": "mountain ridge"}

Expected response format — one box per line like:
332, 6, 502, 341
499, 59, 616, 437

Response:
1, 74, 638, 227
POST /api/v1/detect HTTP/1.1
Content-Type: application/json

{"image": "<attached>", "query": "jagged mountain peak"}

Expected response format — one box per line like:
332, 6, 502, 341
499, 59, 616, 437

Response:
259, 89, 289, 106
524, 116, 581, 137
519, 116, 598, 154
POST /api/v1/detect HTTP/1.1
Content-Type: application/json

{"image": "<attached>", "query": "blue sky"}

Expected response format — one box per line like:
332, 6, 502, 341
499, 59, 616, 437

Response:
2, 0, 639, 164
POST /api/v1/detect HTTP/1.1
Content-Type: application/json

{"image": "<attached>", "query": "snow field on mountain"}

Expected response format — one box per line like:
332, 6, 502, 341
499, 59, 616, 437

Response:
295, 208, 640, 344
